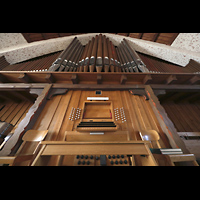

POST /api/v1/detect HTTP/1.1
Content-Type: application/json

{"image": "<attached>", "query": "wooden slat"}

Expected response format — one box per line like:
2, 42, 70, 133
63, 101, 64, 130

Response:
122, 91, 140, 140
10, 101, 32, 126
45, 91, 72, 141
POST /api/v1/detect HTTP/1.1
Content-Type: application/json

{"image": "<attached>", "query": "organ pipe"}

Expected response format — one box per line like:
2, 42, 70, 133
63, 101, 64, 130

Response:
48, 34, 148, 73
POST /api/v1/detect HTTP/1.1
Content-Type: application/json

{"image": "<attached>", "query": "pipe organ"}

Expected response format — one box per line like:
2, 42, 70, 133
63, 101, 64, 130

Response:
0, 33, 199, 166
48, 34, 148, 73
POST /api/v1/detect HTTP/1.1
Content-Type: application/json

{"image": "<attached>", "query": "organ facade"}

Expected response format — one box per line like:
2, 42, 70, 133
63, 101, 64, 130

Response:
0, 33, 199, 166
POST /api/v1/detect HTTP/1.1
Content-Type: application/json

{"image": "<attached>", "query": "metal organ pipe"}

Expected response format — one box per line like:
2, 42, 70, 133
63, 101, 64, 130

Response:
48, 37, 78, 71
48, 34, 147, 73
96, 34, 103, 72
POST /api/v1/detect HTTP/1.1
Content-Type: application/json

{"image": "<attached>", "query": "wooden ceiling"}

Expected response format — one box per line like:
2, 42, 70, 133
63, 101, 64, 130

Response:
21, 33, 179, 45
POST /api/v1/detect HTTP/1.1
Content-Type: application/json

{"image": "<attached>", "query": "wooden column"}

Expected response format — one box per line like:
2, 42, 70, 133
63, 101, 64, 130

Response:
145, 85, 190, 153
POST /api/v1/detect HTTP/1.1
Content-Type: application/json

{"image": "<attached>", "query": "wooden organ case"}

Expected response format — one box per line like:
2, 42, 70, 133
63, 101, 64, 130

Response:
0, 33, 199, 166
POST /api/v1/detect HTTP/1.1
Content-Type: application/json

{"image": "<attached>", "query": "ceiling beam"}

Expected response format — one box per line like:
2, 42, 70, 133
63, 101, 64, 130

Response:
138, 33, 143, 39
152, 33, 160, 42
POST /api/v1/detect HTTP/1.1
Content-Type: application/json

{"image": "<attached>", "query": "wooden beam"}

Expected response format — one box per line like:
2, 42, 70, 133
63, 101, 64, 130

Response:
145, 85, 190, 153
138, 33, 144, 39
186, 75, 200, 85
0, 74, 8, 83
71, 74, 78, 84
21, 33, 31, 43
165, 75, 177, 85
152, 33, 160, 42
1, 83, 200, 92
143, 74, 152, 84
45, 73, 55, 83
18, 73, 32, 83
41, 33, 47, 40
0, 72, 200, 86
168, 33, 179, 45
97, 74, 102, 84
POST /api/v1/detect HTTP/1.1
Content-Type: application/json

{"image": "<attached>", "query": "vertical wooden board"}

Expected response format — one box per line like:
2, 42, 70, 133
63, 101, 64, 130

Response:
48, 90, 81, 166
72, 90, 92, 131
56, 90, 82, 141
145, 85, 186, 150
46, 91, 72, 141
32, 95, 62, 131
136, 96, 152, 130
141, 98, 157, 131
144, 99, 169, 148
130, 94, 146, 131
125, 94, 140, 137
121, 91, 138, 140
108, 90, 124, 131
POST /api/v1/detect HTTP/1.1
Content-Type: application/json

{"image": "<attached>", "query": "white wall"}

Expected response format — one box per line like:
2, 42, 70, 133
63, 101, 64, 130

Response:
171, 33, 200, 53
0, 33, 27, 49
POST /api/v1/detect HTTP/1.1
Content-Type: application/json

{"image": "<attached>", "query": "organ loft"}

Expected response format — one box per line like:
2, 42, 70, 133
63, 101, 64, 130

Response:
0, 33, 200, 166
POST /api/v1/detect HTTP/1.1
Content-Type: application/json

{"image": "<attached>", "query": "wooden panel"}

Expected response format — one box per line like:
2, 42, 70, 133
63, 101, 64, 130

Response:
84, 102, 111, 119
41, 142, 149, 155
162, 101, 200, 132
66, 130, 128, 141
45, 90, 72, 141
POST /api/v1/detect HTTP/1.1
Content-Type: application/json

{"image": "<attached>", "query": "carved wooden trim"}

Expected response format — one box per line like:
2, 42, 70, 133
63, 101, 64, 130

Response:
129, 89, 149, 100
47, 88, 68, 100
